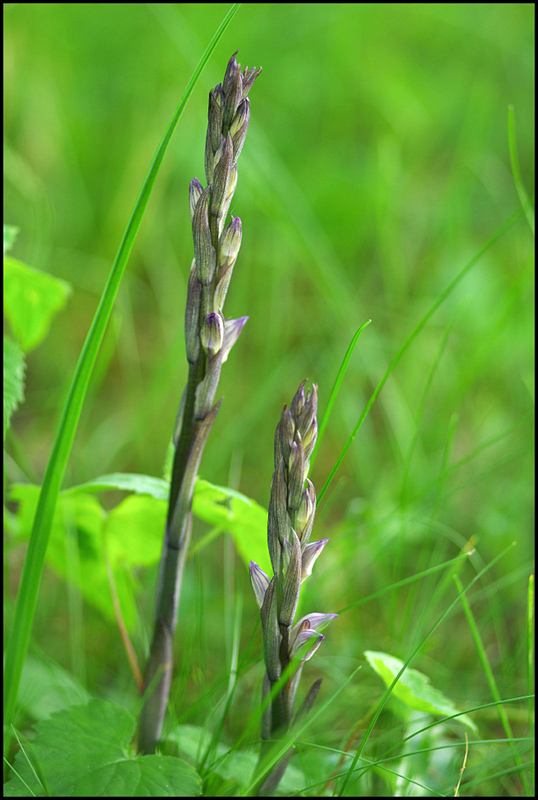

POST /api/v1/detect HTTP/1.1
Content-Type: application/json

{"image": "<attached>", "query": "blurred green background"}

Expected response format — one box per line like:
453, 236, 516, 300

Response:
4, 3, 534, 793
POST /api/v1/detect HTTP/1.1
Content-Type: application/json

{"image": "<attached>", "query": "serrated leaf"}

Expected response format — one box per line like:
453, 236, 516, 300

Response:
3, 256, 72, 352
4, 700, 201, 797
365, 650, 477, 732
10, 473, 269, 624
3, 334, 26, 441
68, 474, 270, 574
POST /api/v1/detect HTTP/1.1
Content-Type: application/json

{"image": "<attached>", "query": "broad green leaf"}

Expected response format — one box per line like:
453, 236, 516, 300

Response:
192, 479, 269, 574
10, 474, 269, 628
68, 474, 270, 573
104, 493, 167, 566
3, 256, 72, 352
365, 650, 477, 732
9, 485, 145, 629
3, 334, 26, 441
18, 654, 91, 721
4, 700, 201, 797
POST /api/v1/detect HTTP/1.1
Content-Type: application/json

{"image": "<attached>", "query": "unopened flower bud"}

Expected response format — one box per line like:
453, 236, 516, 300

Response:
185, 259, 200, 363
218, 164, 237, 234
279, 530, 301, 627
200, 312, 224, 356
295, 479, 316, 544
189, 178, 204, 222
222, 52, 243, 133
192, 187, 216, 285
276, 408, 294, 468
211, 133, 233, 221
214, 217, 242, 310
219, 216, 242, 263
230, 98, 250, 163
287, 438, 305, 511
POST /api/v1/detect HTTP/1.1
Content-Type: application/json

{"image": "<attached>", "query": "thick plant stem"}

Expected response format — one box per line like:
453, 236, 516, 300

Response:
138, 52, 261, 754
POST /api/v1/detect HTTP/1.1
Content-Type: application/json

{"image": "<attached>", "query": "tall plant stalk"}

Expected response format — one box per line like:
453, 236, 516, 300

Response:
249, 381, 337, 795
138, 52, 261, 754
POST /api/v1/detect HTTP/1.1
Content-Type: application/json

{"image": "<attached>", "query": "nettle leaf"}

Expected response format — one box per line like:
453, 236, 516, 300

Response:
3, 334, 26, 442
192, 479, 269, 574
3, 256, 72, 353
69, 473, 269, 571
365, 650, 478, 732
4, 700, 201, 797
9, 475, 268, 627
9, 484, 166, 629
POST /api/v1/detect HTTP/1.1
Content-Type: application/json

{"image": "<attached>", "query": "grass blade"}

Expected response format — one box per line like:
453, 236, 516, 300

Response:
318, 207, 523, 504
508, 105, 535, 236
312, 319, 371, 469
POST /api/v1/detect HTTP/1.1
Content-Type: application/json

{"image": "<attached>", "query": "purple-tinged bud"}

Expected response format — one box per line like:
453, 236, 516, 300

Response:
260, 579, 281, 683
194, 349, 223, 420
287, 438, 305, 511
276, 408, 295, 469
200, 312, 224, 356
290, 381, 306, 419
240, 63, 262, 102
185, 259, 200, 363
300, 538, 328, 582
250, 561, 271, 610
205, 90, 224, 184
295, 479, 316, 545
208, 89, 224, 154
192, 187, 216, 285
219, 216, 242, 264
230, 98, 250, 164
211, 133, 233, 221
222, 52, 242, 133
279, 530, 301, 627
214, 217, 242, 310
221, 316, 248, 363
267, 460, 290, 574
218, 164, 238, 234
189, 178, 204, 222
292, 383, 318, 445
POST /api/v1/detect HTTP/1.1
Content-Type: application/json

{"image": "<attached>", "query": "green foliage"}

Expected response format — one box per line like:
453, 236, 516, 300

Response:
3, 224, 71, 440
365, 650, 477, 732
4, 700, 201, 797
193, 479, 269, 575
3, 335, 25, 443
17, 653, 91, 722
9, 475, 267, 629
3, 257, 72, 354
